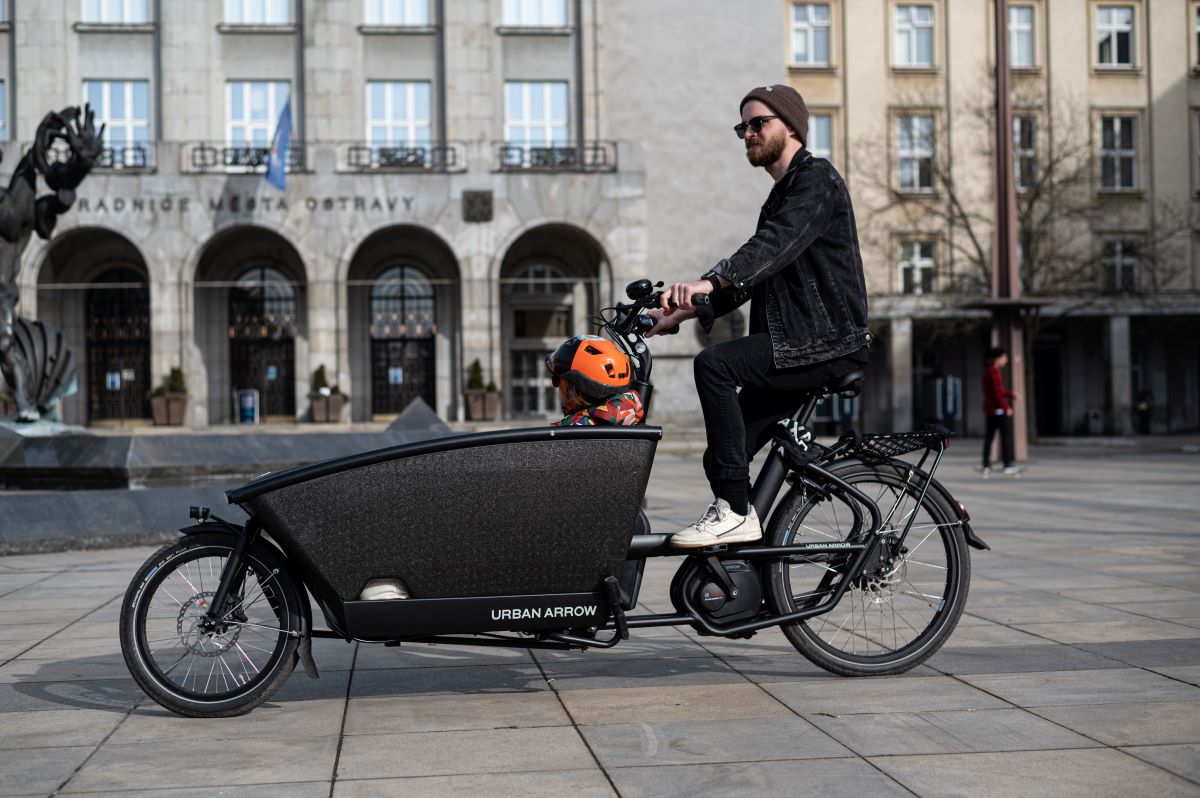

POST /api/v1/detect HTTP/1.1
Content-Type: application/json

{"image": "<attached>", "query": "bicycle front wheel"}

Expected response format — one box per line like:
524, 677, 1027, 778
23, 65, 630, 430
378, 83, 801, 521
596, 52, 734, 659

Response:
767, 460, 969, 676
120, 533, 301, 717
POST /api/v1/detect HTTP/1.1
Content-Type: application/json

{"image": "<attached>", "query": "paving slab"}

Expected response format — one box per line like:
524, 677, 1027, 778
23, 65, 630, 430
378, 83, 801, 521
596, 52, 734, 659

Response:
1074, 638, 1200, 668
342, 690, 571, 735
539, 655, 746, 690
67, 786, 332, 798
608, 758, 914, 798
62, 736, 340, 793
806, 707, 1099, 756
0, 744, 94, 795
333, 770, 616, 797
960, 668, 1200, 707
761, 675, 1009, 715
926, 644, 1126, 674
1009, 619, 1200, 644
870, 748, 1200, 798
1028, 701, 1200, 746
0, 707, 125, 749
348, 664, 548, 698
1121, 744, 1200, 783
558, 683, 794, 726
335, 726, 595, 779
108, 698, 347, 744
580, 716, 851, 767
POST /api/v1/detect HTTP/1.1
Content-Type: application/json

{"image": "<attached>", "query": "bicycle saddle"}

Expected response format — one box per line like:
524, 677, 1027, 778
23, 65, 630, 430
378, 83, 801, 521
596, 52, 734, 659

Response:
819, 368, 865, 398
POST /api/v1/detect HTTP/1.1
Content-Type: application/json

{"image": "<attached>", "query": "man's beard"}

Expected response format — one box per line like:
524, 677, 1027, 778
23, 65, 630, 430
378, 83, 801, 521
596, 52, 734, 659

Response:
746, 132, 786, 167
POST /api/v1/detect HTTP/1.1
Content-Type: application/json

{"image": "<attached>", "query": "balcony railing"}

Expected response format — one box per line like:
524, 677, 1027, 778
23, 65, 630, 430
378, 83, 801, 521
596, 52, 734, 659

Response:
495, 141, 618, 173
30, 142, 156, 172
181, 141, 307, 174
339, 141, 467, 172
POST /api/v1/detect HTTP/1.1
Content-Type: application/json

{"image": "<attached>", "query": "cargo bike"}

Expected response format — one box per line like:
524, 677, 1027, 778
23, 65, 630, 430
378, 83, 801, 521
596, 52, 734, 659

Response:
120, 279, 989, 717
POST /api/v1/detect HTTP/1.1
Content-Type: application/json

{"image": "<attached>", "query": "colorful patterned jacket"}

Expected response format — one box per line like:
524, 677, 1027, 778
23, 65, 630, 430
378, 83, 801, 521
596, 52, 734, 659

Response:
553, 390, 645, 427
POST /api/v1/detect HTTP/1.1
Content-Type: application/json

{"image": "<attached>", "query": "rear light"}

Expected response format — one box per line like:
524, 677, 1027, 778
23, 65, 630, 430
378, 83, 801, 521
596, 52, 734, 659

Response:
957, 501, 971, 522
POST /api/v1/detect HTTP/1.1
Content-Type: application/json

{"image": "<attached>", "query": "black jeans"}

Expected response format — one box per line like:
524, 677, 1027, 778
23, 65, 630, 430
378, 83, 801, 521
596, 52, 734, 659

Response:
695, 333, 863, 497
983, 412, 1013, 469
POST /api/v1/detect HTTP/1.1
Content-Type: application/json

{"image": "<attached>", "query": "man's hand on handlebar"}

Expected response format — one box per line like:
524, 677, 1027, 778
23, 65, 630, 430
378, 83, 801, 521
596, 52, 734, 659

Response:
645, 306, 694, 337
661, 279, 716, 312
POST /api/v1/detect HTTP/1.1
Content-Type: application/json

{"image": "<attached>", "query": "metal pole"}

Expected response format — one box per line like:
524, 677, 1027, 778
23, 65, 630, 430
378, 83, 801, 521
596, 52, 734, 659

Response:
992, 0, 1029, 461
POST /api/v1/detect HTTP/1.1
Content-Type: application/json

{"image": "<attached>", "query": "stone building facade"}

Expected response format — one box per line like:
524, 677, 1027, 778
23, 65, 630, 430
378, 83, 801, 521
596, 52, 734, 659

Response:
3, 0, 1198, 435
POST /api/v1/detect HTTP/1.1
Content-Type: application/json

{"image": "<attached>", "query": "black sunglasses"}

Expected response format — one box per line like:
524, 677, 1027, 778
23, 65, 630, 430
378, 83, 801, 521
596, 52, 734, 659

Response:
734, 115, 779, 139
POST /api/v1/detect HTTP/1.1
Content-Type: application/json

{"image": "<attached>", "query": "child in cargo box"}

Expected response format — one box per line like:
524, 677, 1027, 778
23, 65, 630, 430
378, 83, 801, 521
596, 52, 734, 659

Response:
545, 335, 645, 427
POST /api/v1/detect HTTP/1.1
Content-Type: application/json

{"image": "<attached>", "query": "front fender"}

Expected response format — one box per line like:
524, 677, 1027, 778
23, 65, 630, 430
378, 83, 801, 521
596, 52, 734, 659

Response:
177, 520, 320, 678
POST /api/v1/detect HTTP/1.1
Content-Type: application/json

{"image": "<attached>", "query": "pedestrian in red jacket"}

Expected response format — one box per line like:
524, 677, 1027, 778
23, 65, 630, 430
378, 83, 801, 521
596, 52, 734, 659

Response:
983, 346, 1019, 475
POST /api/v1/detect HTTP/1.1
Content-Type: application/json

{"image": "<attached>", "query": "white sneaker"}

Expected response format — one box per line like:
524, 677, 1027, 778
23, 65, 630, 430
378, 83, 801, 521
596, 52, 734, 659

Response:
1002, 466, 1022, 476
360, 579, 409, 600
671, 500, 762, 548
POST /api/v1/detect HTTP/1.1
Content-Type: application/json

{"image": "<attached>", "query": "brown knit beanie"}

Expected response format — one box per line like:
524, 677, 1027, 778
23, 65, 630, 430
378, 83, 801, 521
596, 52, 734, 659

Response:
740, 84, 809, 146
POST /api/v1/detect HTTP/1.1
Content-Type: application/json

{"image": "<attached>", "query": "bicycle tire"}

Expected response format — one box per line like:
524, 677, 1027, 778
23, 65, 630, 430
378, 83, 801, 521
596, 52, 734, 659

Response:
120, 533, 301, 717
766, 459, 969, 676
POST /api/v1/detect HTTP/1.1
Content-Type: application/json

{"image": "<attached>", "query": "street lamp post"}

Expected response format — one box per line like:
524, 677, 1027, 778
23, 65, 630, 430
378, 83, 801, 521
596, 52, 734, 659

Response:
990, 0, 1030, 461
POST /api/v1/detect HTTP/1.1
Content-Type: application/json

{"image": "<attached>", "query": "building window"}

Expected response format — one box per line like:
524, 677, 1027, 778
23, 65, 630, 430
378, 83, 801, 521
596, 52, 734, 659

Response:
900, 241, 936, 294
226, 0, 290, 25
896, 114, 934, 191
504, 81, 569, 166
1013, 115, 1036, 192
502, 0, 566, 27
82, 0, 149, 23
0, 83, 6, 141
808, 113, 832, 161
1099, 115, 1137, 191
1009, 5, 1035, 68
367, 81, 432, 159
1195, 5, 1200, 68
894, 4, 934, 68
364, 0, 428, 26
85, 81, 150, 166
791, 4, 831, 66
1102, 239, 1139, 292
1096, 5, 1134, 68
227, 81, 290, 147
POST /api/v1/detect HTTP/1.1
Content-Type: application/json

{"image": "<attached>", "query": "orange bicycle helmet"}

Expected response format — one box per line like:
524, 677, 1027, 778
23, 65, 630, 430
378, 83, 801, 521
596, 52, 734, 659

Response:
544, 335, 633, 412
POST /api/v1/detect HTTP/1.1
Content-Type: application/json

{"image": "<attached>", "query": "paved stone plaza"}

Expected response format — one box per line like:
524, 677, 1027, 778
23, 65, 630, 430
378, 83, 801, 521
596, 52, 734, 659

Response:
0, 445, 1198, 796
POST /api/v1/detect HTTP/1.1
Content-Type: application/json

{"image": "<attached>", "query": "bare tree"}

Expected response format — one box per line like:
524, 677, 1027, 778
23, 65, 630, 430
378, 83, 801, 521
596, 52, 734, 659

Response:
852, 80, 1190, 436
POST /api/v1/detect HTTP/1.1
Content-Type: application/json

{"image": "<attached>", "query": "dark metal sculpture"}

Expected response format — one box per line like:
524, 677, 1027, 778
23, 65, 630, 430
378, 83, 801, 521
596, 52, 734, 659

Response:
0, 106, 103, 422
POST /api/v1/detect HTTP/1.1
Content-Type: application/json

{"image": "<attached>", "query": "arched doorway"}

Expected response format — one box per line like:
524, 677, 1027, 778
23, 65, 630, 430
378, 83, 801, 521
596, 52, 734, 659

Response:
346, 226, 460, 421
35, 229, 152, 426
499, 225, 609, 419
194, 227, 307, 424
368, 266, 436, 415
229, 266, 298, 419
86, 268, 151, 423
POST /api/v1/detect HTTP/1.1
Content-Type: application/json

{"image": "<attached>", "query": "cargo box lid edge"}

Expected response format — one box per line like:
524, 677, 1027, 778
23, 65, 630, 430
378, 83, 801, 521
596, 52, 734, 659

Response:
226, 425, 662, 505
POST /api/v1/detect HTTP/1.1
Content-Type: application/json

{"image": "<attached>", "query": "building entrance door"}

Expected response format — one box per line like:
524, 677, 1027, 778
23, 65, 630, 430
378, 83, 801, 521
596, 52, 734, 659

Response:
229, 266, 297, 420
369, 266, 436, 416
86, 268, 150, 423
370, 338, 435, 414
1033, 346, 1062, 436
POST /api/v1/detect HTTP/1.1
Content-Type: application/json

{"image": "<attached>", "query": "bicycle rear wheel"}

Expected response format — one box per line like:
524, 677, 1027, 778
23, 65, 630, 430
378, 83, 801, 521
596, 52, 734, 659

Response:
767, 460, 969, 676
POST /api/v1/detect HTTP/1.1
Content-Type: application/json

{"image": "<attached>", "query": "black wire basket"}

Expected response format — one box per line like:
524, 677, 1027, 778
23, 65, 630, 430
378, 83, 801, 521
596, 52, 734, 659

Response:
854, 429, 949, 460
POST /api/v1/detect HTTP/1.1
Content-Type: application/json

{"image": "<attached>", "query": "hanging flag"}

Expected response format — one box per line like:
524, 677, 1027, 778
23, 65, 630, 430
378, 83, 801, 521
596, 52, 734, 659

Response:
265, 97, 292, 191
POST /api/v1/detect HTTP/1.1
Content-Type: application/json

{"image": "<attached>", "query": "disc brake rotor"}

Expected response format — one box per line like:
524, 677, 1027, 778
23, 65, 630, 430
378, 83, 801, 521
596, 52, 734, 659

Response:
177, 591, 242, 656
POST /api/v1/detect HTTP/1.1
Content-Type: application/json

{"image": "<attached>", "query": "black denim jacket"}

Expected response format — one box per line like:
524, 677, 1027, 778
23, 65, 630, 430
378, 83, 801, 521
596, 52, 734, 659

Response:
705, 148, 870, 368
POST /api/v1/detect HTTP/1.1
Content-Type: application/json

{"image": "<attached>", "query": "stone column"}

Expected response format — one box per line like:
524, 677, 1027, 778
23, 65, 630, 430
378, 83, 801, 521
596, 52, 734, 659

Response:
890, 317, 913, 433
1108, 315, 1132, 435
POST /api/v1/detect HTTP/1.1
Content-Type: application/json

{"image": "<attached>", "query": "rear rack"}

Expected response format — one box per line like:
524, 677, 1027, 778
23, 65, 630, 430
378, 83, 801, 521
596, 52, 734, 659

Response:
854, 429, 950, 460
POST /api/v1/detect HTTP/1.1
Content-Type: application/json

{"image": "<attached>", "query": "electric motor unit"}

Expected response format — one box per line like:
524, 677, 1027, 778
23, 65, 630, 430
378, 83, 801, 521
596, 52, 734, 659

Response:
687, 560, 762, 623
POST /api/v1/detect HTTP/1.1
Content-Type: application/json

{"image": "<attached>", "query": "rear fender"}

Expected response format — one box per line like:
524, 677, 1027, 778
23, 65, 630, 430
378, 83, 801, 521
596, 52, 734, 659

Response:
177, 521, 321, 678
923, 476, 990, 551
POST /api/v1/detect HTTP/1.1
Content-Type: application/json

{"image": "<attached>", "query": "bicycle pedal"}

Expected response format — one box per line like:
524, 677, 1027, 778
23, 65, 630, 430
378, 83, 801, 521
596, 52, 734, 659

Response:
701, 543, 729, 553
